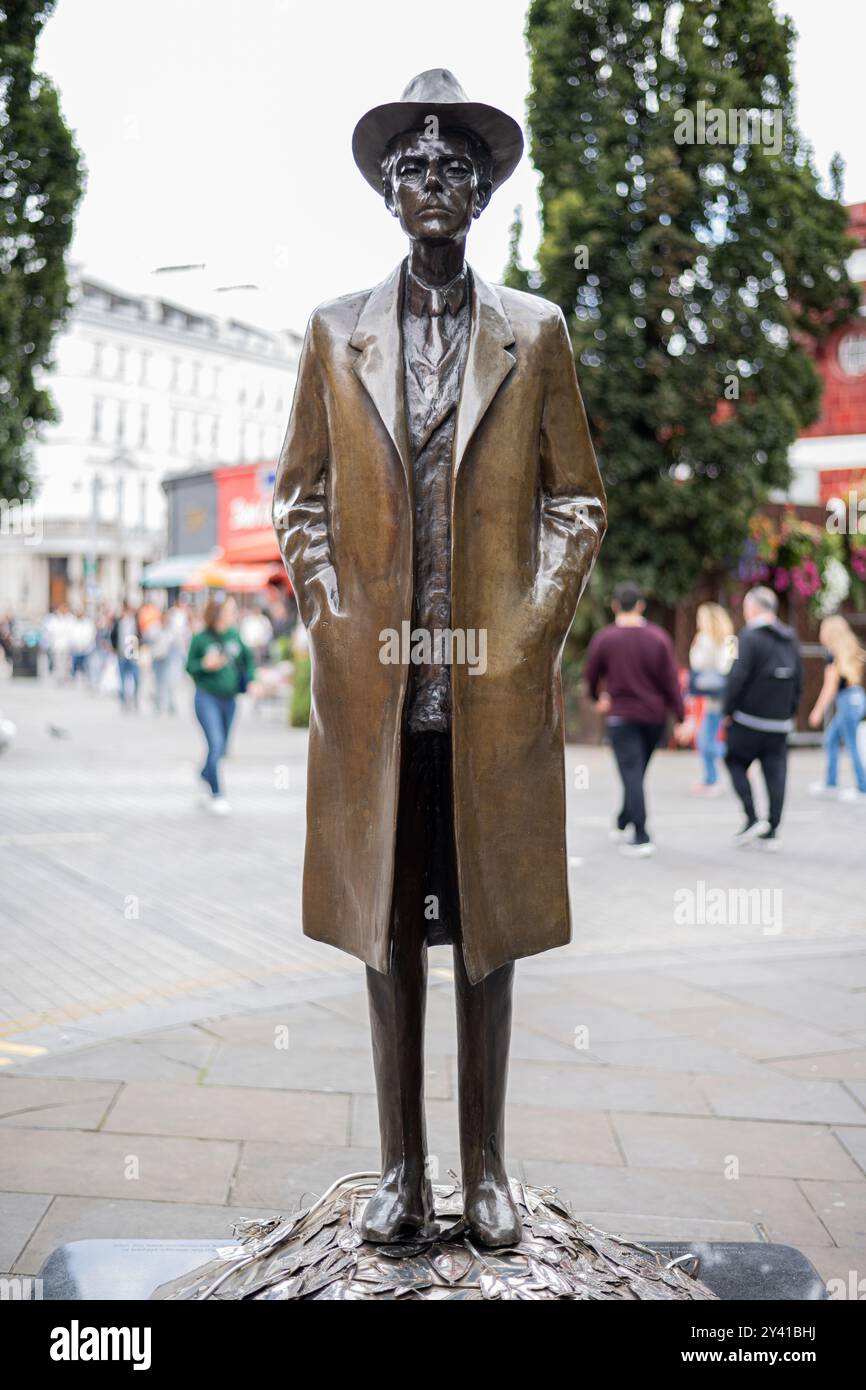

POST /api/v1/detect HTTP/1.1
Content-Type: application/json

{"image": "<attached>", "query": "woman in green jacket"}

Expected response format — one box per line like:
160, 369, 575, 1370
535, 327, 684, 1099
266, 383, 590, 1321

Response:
186, 596, 256, 815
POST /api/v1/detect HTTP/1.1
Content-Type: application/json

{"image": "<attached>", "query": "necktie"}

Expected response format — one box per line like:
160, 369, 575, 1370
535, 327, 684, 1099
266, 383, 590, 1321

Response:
423, 287, 447, 366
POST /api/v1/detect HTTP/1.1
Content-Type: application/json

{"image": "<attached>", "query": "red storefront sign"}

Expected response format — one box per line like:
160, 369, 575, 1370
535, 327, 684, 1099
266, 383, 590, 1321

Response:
214, 462, 280, 564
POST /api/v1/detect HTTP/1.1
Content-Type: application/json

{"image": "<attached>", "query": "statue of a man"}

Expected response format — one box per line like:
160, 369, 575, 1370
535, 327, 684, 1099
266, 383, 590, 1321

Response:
273, 69, 606, 1247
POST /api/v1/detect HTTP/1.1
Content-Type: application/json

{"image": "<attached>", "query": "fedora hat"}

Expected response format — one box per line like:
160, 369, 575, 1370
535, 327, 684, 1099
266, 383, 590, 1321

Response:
352, 68, 524, 196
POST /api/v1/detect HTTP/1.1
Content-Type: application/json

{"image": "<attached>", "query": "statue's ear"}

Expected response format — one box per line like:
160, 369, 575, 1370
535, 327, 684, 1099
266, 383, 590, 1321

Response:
473, 179, 493, 219
382, 173, 398, 218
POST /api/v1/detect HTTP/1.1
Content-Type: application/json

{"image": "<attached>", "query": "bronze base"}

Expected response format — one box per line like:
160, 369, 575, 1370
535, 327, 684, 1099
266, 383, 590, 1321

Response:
151, 1173, 718, 1301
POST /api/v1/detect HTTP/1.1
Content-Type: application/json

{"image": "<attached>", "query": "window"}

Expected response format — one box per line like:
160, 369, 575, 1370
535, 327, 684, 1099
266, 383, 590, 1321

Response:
91, 397, 103, 441
139, 404, 149, 447
839, 333, 866, 378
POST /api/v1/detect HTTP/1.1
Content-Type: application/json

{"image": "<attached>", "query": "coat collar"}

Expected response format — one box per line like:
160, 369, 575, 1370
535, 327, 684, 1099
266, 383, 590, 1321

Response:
349, 259, 515, 487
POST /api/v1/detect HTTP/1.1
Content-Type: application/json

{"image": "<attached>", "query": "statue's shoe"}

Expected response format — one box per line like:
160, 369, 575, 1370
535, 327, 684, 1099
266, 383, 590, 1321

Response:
464, 1177, 523, 1247
359, 1173, 436, 1243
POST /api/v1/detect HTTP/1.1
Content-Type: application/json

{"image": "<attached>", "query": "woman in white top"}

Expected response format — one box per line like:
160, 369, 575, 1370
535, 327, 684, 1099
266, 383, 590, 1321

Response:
808, 614, 866, 800
689, 602, 734, 793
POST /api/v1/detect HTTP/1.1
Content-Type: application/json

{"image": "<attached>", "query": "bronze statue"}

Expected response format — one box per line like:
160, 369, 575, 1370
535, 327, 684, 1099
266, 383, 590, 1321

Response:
272, 69, 607, 1248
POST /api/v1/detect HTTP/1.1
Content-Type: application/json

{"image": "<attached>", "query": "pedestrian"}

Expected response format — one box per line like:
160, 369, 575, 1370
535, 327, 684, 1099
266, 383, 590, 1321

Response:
688, 602, 734, 795
69, 609, 95, 681
149, 611, 175, 714
723, 586, 802, 849
185, 596, 256, 815
808, 614, 866, 802
163, 598, 191, 714
110, 601, 141, 710
584, 581, 687, 857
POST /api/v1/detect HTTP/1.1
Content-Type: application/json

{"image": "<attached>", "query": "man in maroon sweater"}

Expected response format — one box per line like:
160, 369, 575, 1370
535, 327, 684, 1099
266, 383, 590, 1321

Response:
584, 582, 686, 856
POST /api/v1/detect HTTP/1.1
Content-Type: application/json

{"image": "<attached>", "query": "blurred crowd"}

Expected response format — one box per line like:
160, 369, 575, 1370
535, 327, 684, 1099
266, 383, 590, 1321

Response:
585, 583, 866, 858
0, 591, 301, 715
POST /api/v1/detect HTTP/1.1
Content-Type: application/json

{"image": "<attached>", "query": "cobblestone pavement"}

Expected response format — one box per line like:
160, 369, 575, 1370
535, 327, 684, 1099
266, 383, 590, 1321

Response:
1, 675, 865, 1287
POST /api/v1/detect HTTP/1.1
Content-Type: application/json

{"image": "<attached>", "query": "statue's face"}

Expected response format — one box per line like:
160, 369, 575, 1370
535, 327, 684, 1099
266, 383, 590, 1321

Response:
384, 130, 490, 242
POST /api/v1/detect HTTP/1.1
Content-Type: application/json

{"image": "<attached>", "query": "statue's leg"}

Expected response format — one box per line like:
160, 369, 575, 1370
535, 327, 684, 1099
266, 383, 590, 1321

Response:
360, 737, 436, 1242
454, 951, 522, 1246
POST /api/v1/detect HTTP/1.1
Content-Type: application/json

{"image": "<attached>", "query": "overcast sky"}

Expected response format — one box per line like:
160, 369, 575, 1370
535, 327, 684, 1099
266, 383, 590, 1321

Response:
38, 0, 866, 334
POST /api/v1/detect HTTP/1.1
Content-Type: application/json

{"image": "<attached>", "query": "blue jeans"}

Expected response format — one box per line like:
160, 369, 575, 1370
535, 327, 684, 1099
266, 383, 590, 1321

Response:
697, 708, 724, 785
825, 685, 866, 792
194, 689, 236, 796
117, 657, 139, 707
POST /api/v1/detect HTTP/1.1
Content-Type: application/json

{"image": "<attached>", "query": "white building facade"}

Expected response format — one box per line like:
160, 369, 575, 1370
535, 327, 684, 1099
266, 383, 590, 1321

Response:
0, 272, 300, 618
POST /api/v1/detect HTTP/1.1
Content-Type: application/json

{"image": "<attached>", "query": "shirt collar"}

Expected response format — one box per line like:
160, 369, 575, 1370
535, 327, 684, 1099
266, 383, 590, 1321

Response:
405, 266, 468, 318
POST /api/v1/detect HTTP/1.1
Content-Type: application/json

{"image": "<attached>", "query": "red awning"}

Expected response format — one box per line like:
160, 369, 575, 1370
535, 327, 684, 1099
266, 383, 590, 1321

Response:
220, 532, 282, 564
182, 559, 288, 593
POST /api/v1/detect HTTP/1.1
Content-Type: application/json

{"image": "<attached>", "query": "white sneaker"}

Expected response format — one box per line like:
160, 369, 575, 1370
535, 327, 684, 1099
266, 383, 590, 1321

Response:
608, 825, 630, 842
808, 783, 840, 799
839, 788, 866, 804
619, 839, 656, 858
733, 818, 770, 847
210, 796, 231, 816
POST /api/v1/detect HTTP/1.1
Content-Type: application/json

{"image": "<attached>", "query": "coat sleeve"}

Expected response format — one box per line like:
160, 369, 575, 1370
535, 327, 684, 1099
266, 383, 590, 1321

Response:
536, 309, 607, 632
272, 312, 339, 630
722, 629, 755, 717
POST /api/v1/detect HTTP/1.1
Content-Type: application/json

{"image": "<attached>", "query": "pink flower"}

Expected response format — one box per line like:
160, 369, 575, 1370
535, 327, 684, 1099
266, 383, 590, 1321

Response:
792, 561, 820, 598
773, 567, 790, 591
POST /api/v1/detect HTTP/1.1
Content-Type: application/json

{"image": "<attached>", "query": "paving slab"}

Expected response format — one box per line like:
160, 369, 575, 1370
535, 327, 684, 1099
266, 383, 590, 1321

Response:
799, 1180, 866, 1247
6, 1039, 209, 1083
612, 1113, 861, 1180
701, 1073, 866, 1125
103, 1081, 350, 1146
229, 1143, 381, 1210
833, 1127, 866, 1177
0, 1077, 119, 1131
0, 1128, 239, 1205
0, 1192, 52, 1272
521, 1160, 833, 1247
506, 1058, 711, 1114
768, 1050, 866, 1082
644, 1004, 859, 1061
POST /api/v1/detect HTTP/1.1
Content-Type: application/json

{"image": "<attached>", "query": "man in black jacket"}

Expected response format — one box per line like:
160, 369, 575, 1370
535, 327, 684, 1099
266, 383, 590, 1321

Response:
723, 586, 802, 848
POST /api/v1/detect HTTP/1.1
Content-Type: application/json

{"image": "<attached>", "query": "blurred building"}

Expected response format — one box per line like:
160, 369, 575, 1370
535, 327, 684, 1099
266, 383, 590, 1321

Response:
787, 201, 866, 505
0, 269, 300, 617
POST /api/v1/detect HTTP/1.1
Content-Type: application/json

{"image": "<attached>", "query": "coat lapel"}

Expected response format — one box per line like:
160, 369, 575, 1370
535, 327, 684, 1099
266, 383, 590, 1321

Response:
348, 260, 516, 489
349, 262, 412, 491
454, 268, 516, 474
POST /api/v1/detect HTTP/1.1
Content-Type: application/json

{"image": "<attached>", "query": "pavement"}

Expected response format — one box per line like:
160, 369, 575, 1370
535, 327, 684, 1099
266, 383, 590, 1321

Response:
1, 672, 865, 1290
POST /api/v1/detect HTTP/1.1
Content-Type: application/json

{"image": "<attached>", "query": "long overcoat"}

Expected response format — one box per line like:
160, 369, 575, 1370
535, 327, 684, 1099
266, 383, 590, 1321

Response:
273, 261, 606, 983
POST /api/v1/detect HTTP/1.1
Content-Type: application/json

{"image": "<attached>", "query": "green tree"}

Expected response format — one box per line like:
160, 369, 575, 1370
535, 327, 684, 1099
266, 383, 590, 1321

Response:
524, 0, 857, 605
0, 0, 83, 499
503, 206, 533, 291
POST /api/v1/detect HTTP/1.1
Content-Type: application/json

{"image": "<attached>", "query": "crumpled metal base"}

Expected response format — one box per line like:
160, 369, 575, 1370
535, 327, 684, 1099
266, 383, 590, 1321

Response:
151, 1173, 718, 1301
